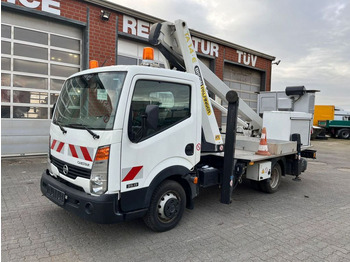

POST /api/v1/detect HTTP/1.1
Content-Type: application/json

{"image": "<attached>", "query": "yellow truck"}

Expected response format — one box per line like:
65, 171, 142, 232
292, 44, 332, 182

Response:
313, 105, 334, 126
313, 105, 350, 139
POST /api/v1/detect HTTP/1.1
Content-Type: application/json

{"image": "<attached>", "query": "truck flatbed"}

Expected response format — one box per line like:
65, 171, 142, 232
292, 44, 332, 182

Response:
204, 136, 312, 162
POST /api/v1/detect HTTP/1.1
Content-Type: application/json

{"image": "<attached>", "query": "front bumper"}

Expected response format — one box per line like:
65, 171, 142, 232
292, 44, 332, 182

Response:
41, 170, 147, 224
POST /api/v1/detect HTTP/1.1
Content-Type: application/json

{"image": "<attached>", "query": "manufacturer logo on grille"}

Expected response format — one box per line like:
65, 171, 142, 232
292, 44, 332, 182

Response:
62, 165, 69, 175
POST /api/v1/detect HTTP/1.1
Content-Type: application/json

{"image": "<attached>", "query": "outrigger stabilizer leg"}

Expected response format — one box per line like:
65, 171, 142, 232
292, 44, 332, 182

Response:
221, 90, 239, 204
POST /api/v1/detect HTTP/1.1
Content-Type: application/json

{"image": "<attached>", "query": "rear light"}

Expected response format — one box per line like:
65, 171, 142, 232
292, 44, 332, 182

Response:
90, 145, 110, 195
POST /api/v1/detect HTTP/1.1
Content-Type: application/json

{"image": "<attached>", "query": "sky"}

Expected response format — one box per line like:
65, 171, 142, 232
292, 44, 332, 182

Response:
108, 0, 350, 111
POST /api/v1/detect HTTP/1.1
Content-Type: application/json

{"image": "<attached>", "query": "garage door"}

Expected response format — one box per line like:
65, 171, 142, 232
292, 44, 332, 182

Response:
1, 11, 82, 155
117, 39, 166, 67
223, 63, 262, 111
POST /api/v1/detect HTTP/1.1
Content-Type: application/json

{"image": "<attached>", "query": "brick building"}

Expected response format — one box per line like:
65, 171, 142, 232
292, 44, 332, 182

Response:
1, 0, 275, 155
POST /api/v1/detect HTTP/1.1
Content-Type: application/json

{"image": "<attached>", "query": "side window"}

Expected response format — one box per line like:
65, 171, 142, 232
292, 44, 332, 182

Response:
129, 80, 191, 142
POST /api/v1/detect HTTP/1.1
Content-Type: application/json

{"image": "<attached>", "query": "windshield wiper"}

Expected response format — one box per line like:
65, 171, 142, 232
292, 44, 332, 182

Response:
54, 121, 67, 134
66, 124, 100, 139
84, 127, 100, 140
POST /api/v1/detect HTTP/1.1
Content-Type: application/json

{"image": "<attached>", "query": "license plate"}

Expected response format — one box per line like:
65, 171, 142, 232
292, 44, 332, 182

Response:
47, 184, 65, 206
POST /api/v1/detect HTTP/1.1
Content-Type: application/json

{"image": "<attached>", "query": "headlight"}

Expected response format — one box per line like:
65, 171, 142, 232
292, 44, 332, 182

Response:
90, 146, 110, 195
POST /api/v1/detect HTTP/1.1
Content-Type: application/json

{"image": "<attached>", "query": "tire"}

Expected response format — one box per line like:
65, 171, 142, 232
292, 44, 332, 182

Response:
260, 162, 282, 193
143, 180, 186, 232
338, 129, 350, 139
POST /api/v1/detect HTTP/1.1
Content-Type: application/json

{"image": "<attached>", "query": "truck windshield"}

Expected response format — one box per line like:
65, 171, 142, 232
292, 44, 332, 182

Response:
53, 72, 126, 130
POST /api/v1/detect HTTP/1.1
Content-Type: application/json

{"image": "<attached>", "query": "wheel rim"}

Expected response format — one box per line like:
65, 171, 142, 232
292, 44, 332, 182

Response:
157, 192, 180, 222
270, 166, 280, 189
341, 131, 349, 139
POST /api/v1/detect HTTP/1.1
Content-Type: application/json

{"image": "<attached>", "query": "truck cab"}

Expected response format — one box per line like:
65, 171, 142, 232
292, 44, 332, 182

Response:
41, 65, 202, 230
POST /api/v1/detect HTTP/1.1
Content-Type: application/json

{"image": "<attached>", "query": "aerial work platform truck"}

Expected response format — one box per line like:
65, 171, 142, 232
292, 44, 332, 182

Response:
41, 20, 316, 231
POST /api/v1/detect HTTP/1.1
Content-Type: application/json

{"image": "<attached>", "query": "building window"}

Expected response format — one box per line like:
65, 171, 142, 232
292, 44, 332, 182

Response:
1, 25, 11, 39
14, 43, 48, 60
14, 59, 48, 75
1, 41, 11, 54
117, 55, 138, 65
1, 74, 11, 86
51, 50, 80, 65
117, 54, 166, 68
1, 23, 81, 119
1, 106, 10, 118
1, 57, 11, 71
14, 27, 48, 45
51, 35, 80, 51
13, 106, 48, 119
13, 75, 48, 90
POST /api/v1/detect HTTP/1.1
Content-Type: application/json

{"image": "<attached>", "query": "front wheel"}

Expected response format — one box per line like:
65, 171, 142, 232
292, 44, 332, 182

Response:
260, 162, 282, 193
143, 180, 186, 232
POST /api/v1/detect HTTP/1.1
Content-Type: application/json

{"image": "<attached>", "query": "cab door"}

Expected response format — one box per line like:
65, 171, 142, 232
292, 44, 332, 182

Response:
120, 74, 201, 193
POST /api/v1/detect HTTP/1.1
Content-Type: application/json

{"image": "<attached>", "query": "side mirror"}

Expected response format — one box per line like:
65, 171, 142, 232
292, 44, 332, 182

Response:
145, 105, 159, 130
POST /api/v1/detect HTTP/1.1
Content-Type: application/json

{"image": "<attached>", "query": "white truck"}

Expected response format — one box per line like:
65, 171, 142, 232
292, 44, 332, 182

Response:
41, 20, 316, 232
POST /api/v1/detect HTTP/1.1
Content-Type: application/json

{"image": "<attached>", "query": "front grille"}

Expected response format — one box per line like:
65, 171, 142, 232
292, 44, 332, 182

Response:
50, 155, 91, 179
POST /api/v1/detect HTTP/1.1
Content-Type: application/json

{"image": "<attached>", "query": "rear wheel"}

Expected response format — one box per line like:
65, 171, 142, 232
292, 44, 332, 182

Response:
143, 180, 186, 232
338, 129, 350, 139
260, 162, 282, 193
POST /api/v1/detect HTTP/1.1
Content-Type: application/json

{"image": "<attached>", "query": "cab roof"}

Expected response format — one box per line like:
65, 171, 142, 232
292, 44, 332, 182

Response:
68, 65, 199, 83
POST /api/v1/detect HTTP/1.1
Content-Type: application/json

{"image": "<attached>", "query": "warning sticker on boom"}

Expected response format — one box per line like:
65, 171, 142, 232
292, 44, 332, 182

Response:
194, 65, 211, 116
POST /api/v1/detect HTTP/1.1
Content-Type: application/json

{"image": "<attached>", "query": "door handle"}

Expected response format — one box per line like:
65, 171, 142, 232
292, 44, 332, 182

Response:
185, 143, 194, 156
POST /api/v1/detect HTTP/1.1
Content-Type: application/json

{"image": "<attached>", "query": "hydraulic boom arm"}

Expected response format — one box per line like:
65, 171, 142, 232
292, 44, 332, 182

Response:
149, 20, 263, 142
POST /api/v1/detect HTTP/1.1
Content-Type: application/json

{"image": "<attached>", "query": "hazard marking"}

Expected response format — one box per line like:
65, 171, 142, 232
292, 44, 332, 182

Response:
122, 166, 143, 182
196, 143, 201, 151
68, 144, 94, 162
56, 142, 65, 153
51, 139, 65, 154
80, 146, 92, 162
194, 65, 212, 116
69, 144, 78, 158
200, 85, 211, 116
215, 135, 221, 141
51, 139, 57, 150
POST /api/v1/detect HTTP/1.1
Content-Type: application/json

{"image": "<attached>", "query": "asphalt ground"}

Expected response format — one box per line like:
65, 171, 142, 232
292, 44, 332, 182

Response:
1, 138, 350, 261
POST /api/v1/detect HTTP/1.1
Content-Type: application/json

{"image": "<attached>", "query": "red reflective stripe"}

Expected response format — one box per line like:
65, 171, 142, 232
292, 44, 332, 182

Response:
69, 144, 78, 158
122, 166, 143, 182
56, 142, 65, 153
80, 146, 92, 161
51, 139, 57, 150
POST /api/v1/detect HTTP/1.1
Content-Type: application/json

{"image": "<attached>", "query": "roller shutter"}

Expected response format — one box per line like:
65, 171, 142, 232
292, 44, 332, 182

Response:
1, 11, 82, 155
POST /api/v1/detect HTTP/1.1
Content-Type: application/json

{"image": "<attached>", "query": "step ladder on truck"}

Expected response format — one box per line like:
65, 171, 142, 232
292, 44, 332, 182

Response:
41, 20, 317, 232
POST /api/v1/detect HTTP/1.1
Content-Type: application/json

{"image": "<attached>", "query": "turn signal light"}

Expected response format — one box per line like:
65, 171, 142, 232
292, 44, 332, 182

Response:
192, 177, 198, 184
95, 146, 110, 161
89, 60, 99, 69
143, 47, 154, 60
